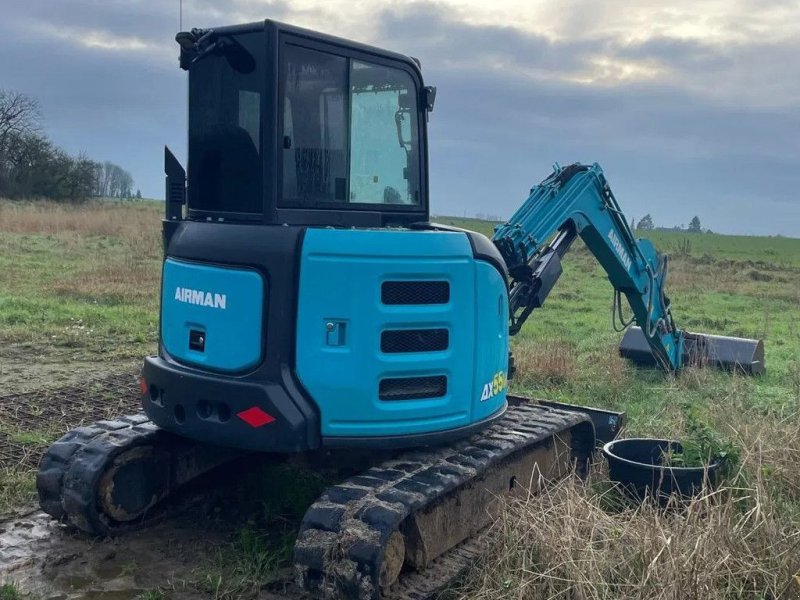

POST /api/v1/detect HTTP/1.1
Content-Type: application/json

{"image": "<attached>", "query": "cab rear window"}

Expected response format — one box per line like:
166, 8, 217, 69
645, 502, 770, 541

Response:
188, 31, 263, 214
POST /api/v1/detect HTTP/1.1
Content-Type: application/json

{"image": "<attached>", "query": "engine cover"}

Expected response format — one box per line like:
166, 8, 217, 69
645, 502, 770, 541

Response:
295, 228, 509, 443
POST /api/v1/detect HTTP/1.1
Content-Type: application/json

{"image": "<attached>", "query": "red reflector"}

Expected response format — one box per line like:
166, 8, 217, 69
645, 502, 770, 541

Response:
237, 406, 276, 428
138, 377, 148, 396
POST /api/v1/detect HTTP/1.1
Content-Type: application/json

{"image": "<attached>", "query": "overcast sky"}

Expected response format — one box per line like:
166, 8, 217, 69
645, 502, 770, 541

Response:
1, 0, 798, 236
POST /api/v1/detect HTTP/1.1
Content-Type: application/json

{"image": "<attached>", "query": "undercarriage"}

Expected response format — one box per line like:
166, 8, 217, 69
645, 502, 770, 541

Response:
37, 397, 599, 600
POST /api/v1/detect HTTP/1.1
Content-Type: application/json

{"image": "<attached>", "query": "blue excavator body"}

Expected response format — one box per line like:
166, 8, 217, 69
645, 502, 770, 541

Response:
139, 19, 763, 455
147, 222, 510, 450
144, 221, 511, 451
37, 20, 766, 594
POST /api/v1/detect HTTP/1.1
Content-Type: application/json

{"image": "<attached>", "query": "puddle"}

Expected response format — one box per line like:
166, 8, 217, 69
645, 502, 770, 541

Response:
0, 509, 240, 599
0, 457, 310, 600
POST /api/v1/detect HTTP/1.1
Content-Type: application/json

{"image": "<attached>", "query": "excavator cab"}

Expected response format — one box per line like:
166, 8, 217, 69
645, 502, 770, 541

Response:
169, 21, 435, 228
150, 20, 512, 454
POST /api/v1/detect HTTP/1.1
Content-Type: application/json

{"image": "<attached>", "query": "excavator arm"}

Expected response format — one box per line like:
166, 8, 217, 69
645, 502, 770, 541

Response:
492, 163, 764, 374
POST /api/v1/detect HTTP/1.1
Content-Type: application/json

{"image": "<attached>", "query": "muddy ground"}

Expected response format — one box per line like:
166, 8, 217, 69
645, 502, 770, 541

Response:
0, 371, 143, 472
3, 509, 227, 599
0, 373, 307, 599
0, 491, 300, 600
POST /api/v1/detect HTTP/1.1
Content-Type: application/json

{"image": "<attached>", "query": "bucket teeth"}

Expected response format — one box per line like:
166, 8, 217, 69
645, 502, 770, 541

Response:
619, 326, 765, 375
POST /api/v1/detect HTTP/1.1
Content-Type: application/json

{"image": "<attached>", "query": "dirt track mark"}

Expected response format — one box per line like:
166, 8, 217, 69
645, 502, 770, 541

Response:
0, 371, 141, 470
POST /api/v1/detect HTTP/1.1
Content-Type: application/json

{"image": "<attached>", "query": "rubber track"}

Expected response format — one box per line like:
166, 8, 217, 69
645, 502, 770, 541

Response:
36, 413, 172, 535
294, 402, 594, 600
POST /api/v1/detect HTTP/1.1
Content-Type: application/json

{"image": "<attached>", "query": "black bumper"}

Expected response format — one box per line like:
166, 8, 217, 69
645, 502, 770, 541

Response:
141, 356, 320, 453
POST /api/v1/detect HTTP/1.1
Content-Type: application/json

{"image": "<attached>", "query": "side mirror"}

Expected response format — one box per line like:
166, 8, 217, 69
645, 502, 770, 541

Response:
423, 86, 437, 112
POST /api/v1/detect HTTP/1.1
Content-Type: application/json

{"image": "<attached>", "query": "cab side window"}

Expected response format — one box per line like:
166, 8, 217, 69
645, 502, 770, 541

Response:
349, 61, 420, 205
280, 45, 421, 207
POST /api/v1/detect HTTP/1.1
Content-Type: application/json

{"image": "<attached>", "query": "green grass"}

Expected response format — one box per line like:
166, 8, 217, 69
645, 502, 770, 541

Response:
135, 590, 166, 600
0, 201, 161, 391
509, 271, 799, 465
190, 463, 333, 598
1, 201, 799, 596
0, 468, 37, 517
0, 233, 158, 351
0, 583, 21, 600
643, 229, 800, 267
195, 527, 293, 599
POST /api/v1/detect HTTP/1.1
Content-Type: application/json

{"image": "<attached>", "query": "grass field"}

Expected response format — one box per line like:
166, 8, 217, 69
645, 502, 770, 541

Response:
437, 216, 800, 598
1, 200, 799, 598
0, 199, 161, 387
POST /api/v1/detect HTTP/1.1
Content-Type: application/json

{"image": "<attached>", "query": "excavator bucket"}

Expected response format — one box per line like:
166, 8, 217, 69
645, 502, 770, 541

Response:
619, 326, 765, 375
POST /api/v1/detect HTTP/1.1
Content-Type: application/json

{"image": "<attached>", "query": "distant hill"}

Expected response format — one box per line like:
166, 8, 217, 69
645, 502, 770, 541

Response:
435, 215, 800, 268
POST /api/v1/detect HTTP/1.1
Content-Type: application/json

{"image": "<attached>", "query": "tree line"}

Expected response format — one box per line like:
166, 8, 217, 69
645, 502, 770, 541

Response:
635, 214, 707, 233
0, 90, 140, 202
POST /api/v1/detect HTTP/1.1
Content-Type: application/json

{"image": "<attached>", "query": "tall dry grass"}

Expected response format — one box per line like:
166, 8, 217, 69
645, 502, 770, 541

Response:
464, 398, 800, 600
0, 199, 163, 302
0, 198, 160, 243
513, 339, 579, 385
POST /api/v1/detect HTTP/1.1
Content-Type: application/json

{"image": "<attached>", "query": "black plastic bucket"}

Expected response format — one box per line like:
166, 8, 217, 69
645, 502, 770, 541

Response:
602, 438, 723, 501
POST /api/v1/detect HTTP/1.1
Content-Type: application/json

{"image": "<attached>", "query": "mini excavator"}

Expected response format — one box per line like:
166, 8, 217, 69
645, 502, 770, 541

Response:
36, 19, 765, 600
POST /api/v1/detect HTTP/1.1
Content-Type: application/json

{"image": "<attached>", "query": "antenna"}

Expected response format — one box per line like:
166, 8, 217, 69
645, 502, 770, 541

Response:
179, 0, 183, 30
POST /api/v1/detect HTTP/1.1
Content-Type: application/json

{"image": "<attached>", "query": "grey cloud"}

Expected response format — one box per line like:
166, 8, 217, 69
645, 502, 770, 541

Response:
12, 2, 177, 52
0, 1, 796, 236
370, 5, 800, 235
615, 37, 733, 69
378, 4, 610, 78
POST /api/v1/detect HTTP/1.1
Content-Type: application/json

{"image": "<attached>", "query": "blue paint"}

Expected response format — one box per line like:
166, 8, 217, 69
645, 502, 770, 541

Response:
471, 261, 509, 422
296, 228, 507, 438
161, 258, 264, 373
493, 163, 684, 370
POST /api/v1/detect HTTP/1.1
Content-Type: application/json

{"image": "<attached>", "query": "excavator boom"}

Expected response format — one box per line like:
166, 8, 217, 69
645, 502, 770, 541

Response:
492, 163, 764, 374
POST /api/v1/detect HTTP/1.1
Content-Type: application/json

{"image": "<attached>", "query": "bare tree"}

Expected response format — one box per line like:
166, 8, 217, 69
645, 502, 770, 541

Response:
94, 161, 135, 199
1, 89, 132, 203
0, 90, 41, 154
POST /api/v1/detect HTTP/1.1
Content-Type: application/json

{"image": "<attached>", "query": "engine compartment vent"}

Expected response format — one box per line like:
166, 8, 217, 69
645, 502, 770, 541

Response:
379, 376, 447, 401
381, 281, 450, 305
381, 329, 449, 353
